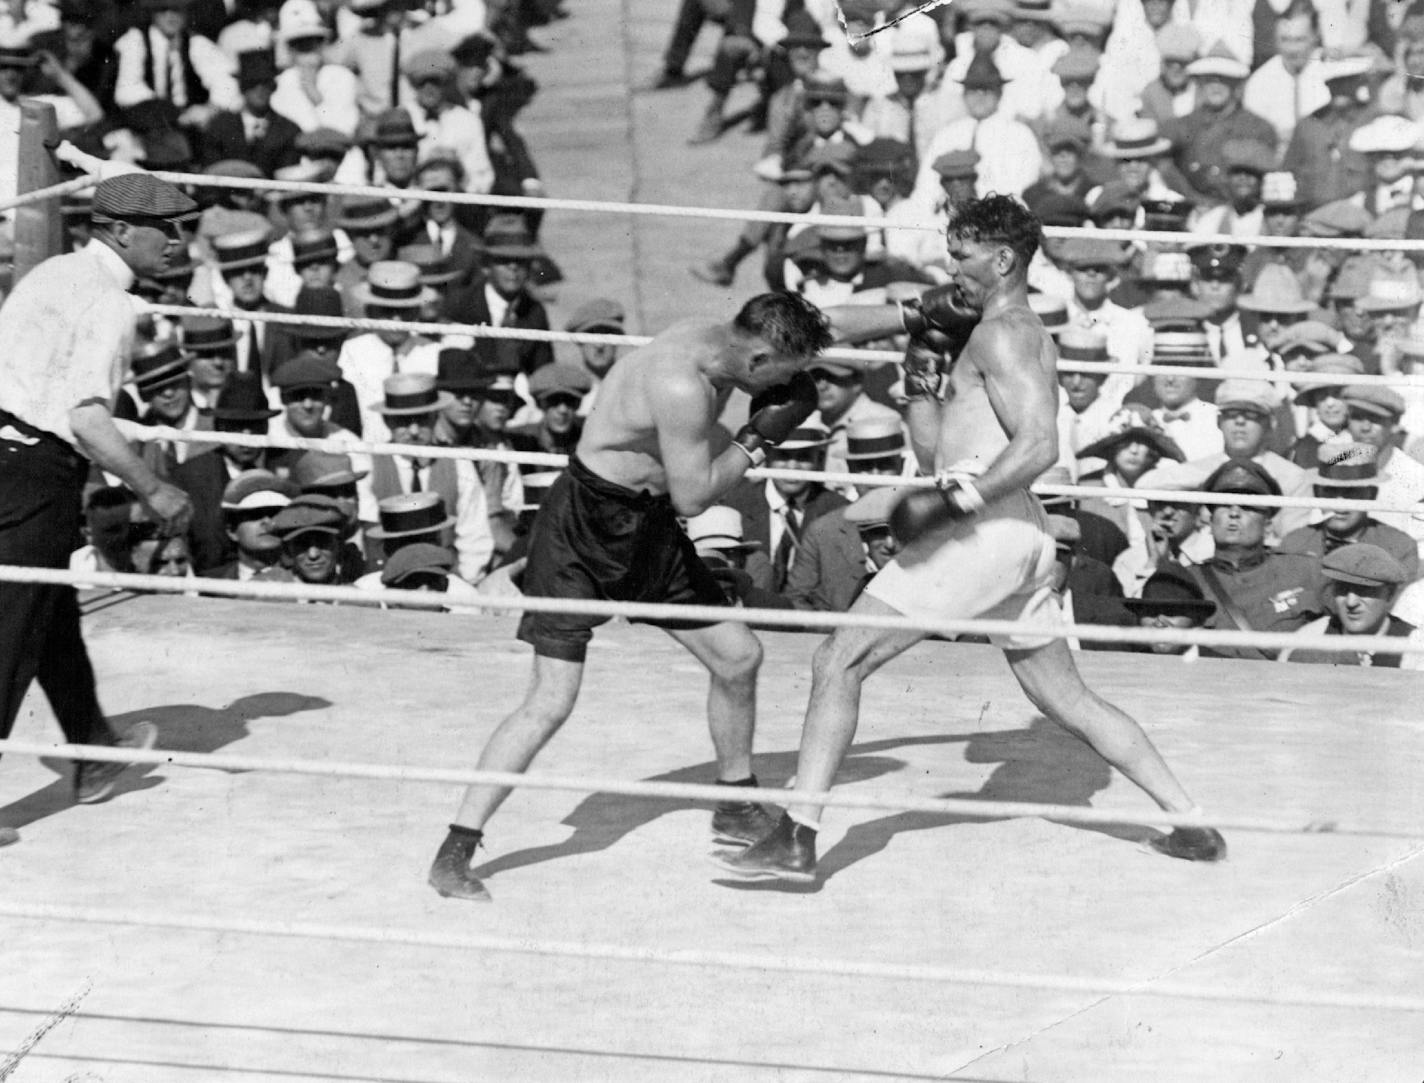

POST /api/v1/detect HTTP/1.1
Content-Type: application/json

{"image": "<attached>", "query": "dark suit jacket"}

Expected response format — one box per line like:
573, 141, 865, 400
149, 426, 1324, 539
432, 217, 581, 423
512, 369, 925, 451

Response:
202, 109, 302, 177
721, 480, 847, 591
440, 277, 554, 376
785, 507, 871, 614
169, 445, 236, 574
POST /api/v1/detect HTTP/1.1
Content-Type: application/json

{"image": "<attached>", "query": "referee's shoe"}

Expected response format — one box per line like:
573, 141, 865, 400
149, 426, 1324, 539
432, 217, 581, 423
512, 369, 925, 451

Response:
73, 722, 159, 804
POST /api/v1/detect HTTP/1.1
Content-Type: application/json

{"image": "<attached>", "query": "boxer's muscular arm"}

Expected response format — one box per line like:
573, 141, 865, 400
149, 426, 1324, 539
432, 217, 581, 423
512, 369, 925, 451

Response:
653, 372, 755, 517
971, 320, 1060, 505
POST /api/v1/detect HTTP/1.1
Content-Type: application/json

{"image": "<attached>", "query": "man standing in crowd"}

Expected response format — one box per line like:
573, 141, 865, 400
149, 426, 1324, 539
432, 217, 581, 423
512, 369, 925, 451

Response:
0, 173, 197, 845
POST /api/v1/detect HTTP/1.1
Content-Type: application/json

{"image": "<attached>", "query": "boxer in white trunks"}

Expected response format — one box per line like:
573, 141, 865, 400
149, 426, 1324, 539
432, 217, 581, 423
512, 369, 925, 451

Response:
717, 196, 1226, 883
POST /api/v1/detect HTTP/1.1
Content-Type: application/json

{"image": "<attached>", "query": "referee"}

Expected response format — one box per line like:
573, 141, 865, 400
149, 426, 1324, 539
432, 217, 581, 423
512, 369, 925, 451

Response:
0, 172, 196, 847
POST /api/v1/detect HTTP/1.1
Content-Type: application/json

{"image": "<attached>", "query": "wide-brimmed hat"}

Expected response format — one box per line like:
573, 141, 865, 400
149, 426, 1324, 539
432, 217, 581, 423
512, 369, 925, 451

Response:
291, 449, 369, 489
277, 0, 330, 43
481, 215, 544, 260
366, 492, 456, 540
1106, 118, 1170, 159
1124, 565, 1216, 620
1358, 278, 1423, 313
375, 372, 452, 417
1292, 353, 1363, 404
236, 48, 278, 90
354, 261, 438, 311
181, 315, 237, 352
770, 422, 834, 453
397, 243, 464, 286
685, 506, 761, 552
290, 228, 339, 267
1077, 406, 1185, 463
206, 370, 281, 421
1308, 442, 1380, 488
132, 342, 192, 397
1236, 264, 1314, 315
371, 108, 419, 148
335, 197, 398, 232
845, 416, 906, 462
213, 227, 272, 272
528, 362, 593, 404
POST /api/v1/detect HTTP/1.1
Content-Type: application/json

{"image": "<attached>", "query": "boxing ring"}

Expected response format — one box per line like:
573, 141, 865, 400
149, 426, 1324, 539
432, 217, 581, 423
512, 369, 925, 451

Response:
1, 169, 1424, 1081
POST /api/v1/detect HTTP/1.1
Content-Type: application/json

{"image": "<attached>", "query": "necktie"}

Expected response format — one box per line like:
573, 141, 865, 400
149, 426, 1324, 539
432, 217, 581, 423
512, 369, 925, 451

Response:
389, 31, 402, 107
1162, 409, 1192, 422
409, 459, 423, 492
772, 506, 802, 590
169, 39, 186, 107
245, 322, 262, 375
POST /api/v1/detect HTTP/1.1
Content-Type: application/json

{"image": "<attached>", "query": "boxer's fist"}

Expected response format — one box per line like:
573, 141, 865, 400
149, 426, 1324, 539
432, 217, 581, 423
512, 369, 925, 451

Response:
889, 484, 975, 543
902, 284, 980, 354
734, 370, 818, 463
902, 327, 958, 398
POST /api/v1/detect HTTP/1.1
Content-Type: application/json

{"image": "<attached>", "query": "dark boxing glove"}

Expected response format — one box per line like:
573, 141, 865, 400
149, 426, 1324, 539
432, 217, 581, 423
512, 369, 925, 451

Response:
888, 480, 985, 544
732, 369, 818, 466
901, 327, 958, 399
900, 284, 981, 354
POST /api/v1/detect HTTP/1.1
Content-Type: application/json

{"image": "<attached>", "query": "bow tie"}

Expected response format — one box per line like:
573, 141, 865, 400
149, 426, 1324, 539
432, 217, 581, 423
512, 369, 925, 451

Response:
1161, 409, 1191, 422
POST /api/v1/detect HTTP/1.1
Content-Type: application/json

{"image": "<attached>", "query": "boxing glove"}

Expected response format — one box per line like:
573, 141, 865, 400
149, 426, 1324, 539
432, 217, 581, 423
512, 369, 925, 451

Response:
902, 327, 958, 400
900, 284, 981, 359
732, 370, 818, 466
889, 482, 984, 544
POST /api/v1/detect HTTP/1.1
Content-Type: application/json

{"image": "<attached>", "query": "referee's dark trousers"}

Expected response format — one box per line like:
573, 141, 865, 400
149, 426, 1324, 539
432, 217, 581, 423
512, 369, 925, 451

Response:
0, 410, 114, 746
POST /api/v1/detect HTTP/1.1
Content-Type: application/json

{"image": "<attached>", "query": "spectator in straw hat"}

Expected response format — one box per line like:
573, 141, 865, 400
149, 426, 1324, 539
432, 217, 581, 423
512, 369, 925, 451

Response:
398, 242, 465, 317
333, 197, 398, 311
1093, 118, 1183, 208
803, 354, 903, 479
1235, 262, 1316, 367
843, 415, 909, 480
1348, 114, 1422, 215
353, 493, 483, 605
201, 49, 300, 176
1055, 327, 1121, 475
367, 372, 495, 582
261, 164, 340, 305
509, 363, 591, 459
442, 215, 554, 379
1060, 237, 1153, 403
403, 50, 495, 196
211, 224, 289, 381
1281, 543, 1424, 667
1340, 383, 1424, 556
1147, 327, 1224, 460
1278, 443, 1419, 578
1190, 138, 1272, 239
721, 422, 848, 593
1283, 56, 1376, 210
1163, 42, 1276, 203
683, 506, 783, 610
339, 260, 441, 439
913, 51, 1042, 204
1287, 352, 1361, 469
1184, 458, 1321, 661
209, 468, 297, 580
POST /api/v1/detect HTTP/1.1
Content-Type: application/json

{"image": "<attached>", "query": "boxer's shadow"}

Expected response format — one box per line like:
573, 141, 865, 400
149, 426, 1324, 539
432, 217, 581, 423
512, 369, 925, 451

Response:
1, 692, 331, 830
471, 733, 967, 880
718, 717, 1151, 894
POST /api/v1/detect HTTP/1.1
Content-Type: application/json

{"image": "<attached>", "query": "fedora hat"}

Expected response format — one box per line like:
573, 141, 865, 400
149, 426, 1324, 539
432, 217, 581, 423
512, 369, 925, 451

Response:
290, 228, 340, 268
206, 370, 281, 422
397, 243, 464, 285
374, 372, 453, 416
132, 342, 192, 397
371, 108, 420, 148
291, 449, 368, 489
1236, 263, 1314, 315
435, 347, 494, 394
845, 416, 906, 462
685, 506, 762, 552
1124, 565, 1217, 621
1106, 118, 1171, 159
286, 286, 349, 343
335, 197, 398, 232
181, 315, 237, 352
212, 226, 272, 272
481, 215, 544, 260
354, 261, 438, 312
236, 48, 278, 90
1308, 442, 1380, 488
366, 492, 457, 540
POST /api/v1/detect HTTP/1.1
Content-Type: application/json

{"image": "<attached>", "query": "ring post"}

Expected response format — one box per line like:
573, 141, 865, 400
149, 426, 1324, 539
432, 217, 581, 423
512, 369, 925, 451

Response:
13, 99, 63, 286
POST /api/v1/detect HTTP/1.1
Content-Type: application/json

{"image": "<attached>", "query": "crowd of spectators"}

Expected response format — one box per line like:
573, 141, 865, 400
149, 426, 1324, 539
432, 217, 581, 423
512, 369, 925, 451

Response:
3, 0, 1424, 660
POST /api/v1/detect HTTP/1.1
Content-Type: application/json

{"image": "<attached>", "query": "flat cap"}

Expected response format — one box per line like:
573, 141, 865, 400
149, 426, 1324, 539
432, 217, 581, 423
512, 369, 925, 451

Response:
1052, 47, 1099, 82
1214, 378, 1278, 415
1301, 199, 1374, 239
221, 470, 299, 511
1088, 181, 1140, 220
1321, 542, 1408, 587
527, 362, 593, 402
1059, 236, 1133, 268
564, 298, 626, 333
381, 542, 455, 586
962, 0, 1015, 23
1342, 383, 1406, 419
1201, 457, 1281, 497
92, 172, 198, 222
272, 351, 342, 389
402, 48, 455, 83
1223, 138, 1274, 175
269, 499, 346, 538
844, 484, 907, 528
1043, 116, 1091, 152
1274, 319, 1339, 356
1029, 190, 1091, 226
932, 149, 980, 179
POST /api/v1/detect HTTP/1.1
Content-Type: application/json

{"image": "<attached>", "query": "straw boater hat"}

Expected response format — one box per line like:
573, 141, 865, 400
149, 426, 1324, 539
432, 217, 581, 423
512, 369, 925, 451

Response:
1056, 326, 1110, 365
367, 492, 456, 540
212, 227, 272, 273
373, 372, 452, 416
1307, 442, 1381, 489
353, 261, 438, 312
771, 421, 834, 453
685, 506, 762, 553
131, 341, 192, 398
1151, 328, 1215, 366
1105, 117, 1171, 159
266, 161, 331, 206
1028, 292, 1068, 335
844, 416, 906, 466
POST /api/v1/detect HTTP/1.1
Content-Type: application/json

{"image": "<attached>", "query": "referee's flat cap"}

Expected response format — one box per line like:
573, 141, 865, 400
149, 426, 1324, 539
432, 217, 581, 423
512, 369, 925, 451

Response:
92, 172, 197, 222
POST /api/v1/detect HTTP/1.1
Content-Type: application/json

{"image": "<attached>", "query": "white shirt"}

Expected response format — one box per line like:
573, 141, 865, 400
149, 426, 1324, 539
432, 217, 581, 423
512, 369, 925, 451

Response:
408, 101, 495, 195
1375, 448, 1424, 559
1057, 392, 1120, 477
932, 35, 1056, 125
1065, 298, 1153, 406
1191, 203, 1265, 239
817, 39, 897, 102
270, 65, 362, 136
337, 332, 442, 442
390, 454, 494, 581
1153, 398, 1222, 461
114, 26, 240, 112
1242, 53, 1329, 150
911, 112, 1043, 206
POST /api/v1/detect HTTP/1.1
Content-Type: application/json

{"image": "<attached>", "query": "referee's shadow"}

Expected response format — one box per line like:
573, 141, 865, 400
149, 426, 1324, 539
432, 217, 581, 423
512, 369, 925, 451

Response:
0, 691, 331, 831
469, 733, 967, 881
714, 716, 1156, 895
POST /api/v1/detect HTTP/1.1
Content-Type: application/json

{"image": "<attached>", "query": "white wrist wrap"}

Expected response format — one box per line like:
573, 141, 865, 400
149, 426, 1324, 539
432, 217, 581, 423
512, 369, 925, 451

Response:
952, 480, 986, 514
732, 441, 767, 468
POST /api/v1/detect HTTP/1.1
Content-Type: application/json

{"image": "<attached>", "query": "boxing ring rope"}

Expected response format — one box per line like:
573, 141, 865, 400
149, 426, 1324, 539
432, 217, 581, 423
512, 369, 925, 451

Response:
3, 898, 1424, 1012
13, 169, 1424, 252
121, 424, 1424, 517
143, 301, 1424, 387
